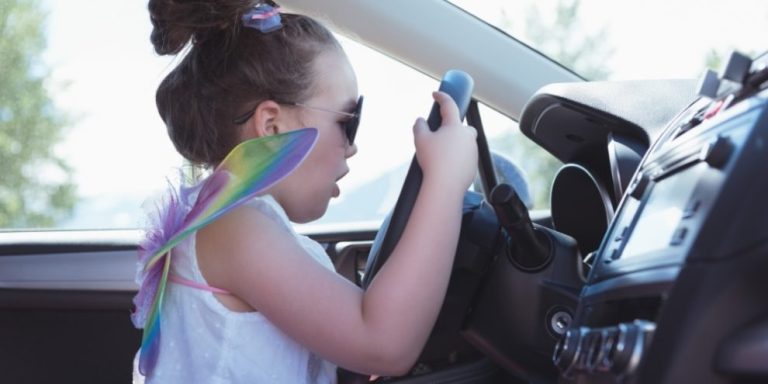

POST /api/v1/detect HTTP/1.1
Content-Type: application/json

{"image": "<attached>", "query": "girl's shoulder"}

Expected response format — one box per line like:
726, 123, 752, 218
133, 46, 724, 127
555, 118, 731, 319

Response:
195, 194, 300, 286
241, 194, 293, 232
197, 194, 296, 251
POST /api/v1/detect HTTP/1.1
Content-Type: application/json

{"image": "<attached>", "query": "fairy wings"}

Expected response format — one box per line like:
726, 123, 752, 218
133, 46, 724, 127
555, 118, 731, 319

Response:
131, 128, 318, 376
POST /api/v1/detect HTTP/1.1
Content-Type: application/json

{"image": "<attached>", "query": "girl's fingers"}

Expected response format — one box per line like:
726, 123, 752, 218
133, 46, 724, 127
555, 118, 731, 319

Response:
432, 91, 461, 126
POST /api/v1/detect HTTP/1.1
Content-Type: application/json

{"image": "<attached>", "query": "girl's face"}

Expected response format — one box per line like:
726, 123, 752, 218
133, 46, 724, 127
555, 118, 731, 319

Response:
273, 48, 360, 223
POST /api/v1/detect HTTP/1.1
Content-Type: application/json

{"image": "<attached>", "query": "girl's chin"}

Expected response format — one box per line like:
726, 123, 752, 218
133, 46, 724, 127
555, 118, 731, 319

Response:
289, 199, 332, 224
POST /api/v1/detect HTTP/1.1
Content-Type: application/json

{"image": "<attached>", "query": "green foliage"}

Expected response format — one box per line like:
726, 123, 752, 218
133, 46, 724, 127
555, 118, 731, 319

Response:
0, 0, 75, 228
492, 0, 614, 208
522, 0, 613, 81
704, 49, 725, 72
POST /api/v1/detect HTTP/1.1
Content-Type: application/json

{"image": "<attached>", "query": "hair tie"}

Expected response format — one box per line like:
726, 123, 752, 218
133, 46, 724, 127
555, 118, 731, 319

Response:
241, 3, 283, 33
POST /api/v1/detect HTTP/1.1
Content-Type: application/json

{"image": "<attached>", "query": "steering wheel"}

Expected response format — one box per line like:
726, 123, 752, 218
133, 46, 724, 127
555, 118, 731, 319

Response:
361, 70, 474, 289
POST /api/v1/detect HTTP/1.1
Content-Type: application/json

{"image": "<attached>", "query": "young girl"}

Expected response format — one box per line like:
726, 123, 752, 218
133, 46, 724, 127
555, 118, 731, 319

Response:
132, 1, 478, 382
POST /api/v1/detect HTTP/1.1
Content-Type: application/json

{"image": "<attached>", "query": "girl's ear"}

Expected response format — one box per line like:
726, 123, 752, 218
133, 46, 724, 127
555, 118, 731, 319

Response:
243, 100, 283, 139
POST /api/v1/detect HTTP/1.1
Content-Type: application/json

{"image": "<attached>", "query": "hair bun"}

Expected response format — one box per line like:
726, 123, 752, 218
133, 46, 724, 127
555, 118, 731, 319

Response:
148, 0, 256, 55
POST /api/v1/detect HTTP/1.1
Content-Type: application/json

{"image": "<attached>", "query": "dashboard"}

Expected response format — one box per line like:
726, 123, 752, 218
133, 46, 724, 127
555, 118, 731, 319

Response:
517, 51, 768, 383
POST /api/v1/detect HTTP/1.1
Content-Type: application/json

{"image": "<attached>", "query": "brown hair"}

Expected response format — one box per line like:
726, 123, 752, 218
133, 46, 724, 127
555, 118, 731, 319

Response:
148, 0, 340, 167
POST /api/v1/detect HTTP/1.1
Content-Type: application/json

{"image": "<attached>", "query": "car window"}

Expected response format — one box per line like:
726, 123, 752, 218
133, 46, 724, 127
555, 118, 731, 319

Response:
0, 0, 429, 230
2, 0, 182, 230
320, 37, 559, 224
314, 36, 436, 226
2, 0, 557, 231
471, 104, 559, 210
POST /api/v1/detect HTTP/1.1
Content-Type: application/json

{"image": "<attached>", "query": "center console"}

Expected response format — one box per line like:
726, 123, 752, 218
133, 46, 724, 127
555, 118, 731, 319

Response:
553, 51, 768, 383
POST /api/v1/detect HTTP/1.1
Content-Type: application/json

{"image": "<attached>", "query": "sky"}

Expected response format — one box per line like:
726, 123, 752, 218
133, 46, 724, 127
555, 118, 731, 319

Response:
450, 0, 768, 80
38, 0, 768, 228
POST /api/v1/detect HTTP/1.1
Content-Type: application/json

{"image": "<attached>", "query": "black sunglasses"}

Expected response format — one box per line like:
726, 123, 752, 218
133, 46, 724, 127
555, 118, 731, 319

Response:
233, 95, 364, 145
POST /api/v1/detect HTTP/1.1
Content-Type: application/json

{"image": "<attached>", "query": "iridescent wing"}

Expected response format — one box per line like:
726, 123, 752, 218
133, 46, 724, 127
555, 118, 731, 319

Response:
135, 128, 318, 375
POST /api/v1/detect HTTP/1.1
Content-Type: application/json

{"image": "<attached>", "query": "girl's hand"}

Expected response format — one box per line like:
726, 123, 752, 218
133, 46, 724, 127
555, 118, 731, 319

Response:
413, 91, 478, 192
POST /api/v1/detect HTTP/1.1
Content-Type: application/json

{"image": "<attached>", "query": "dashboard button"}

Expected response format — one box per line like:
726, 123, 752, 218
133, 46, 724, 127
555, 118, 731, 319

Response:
614, 226, 628, 241
700, 136, 733, 169
670, 227, 688, 246
682, 199, 701, 219
676, 114, 703, 136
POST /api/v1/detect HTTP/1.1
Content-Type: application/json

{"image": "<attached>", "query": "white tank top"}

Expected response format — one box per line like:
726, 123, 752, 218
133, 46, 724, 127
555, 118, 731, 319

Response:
134, 195, 337, 384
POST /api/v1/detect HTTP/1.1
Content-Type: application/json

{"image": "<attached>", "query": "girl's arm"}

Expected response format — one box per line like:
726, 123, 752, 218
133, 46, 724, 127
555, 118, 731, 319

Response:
197, 91, 478, 376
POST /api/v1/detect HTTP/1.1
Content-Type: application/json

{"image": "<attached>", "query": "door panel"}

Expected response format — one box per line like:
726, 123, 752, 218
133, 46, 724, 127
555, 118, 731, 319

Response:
0, 225, 378, 384
0, 230, 141, 384
0, 292, 139, 384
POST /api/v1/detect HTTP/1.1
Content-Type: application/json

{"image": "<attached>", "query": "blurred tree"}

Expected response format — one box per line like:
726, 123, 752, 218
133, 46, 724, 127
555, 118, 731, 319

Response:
0, 0, 75, 227
704, 49, 725, 73
492, 0, 614, 208
521, 0, 613, 81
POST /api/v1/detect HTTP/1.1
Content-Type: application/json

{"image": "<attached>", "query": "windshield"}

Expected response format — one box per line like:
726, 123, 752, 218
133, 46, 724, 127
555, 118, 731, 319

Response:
449, 0, 768, 81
